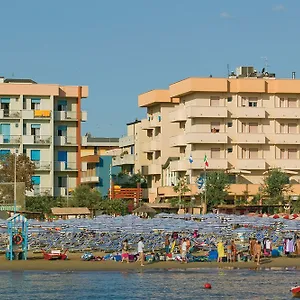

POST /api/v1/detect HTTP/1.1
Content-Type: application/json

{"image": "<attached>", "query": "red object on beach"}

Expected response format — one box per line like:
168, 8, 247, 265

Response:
204, 283, 212, 289
41, 249, 68, 260
283, 215, 290, 220
291, 286, 300, 298
273, 214, 280, 219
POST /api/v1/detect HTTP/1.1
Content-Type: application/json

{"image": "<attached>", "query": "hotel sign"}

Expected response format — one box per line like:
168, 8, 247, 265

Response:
0, 206, 22, 211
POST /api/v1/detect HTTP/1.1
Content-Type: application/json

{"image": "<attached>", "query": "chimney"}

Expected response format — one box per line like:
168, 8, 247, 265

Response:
292, 72, 296, 79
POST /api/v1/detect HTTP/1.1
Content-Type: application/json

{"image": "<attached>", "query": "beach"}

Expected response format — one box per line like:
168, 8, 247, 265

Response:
1, 252, 300, 271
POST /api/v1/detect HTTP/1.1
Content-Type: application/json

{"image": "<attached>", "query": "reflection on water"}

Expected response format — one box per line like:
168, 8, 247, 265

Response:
0, 268, 296, 300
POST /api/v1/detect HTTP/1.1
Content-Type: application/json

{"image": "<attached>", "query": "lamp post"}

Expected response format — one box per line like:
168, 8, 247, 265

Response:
14, 149, 18, 215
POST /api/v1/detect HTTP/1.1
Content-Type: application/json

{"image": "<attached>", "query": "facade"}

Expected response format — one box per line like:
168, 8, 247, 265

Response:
112, 120, 147, 175
138, 68, 300, 203
0, 77, 88, 197
81, 137, 121, 197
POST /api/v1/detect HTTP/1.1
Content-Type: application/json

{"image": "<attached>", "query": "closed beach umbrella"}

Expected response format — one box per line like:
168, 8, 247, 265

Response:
272, 214, 280, 219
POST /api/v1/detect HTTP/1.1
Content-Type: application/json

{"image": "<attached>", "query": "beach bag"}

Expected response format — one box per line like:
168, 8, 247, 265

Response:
81, 252, 94, 261
128, 254, 136, 262
103, 254, 113, 260
114, 255, 122, 262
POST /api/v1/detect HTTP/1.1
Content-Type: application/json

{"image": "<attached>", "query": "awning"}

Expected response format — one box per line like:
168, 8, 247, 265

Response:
228, 169, 251, 174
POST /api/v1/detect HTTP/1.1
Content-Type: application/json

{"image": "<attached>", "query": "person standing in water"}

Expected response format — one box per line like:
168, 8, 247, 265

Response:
121, 239, 129, 263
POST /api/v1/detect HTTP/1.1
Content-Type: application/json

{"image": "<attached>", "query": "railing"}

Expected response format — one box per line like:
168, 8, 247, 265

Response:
34, 135, 51, 144
34, 161, 51, 170
34, 110, 51, 118
0, 110, 21, 118
55, 136, 77, 145
1, 135, 22, 144
31, 187, 52, 196
55, 161, 77, 171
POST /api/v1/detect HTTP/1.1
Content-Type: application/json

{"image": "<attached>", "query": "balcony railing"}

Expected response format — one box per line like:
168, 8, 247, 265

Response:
34, 135, 51, 144
0, 110, 21, 119
0, 135, 21, 144
29, 187, 52, 197
55, 161, 77, 171
22, 110, 51, 119
55, 136, 77, 145
81, 176, 99, 183
34, 161, 51, 170
112, 154, 135, 166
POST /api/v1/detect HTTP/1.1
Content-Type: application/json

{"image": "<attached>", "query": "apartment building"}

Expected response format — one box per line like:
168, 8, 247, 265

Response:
81, 136, 120, 197
112, 119, 147, 175
0, 77, 88, 197
138, 67, 300, 203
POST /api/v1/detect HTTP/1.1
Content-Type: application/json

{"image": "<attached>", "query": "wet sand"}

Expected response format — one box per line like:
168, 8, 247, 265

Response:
1, 252, 300, 271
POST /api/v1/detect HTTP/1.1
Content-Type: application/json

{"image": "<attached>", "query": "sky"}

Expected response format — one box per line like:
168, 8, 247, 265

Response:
0, 0, 298, 137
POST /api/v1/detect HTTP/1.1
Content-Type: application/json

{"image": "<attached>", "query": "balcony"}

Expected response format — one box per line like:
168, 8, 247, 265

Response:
23, 135, 51, 145
269, 160, 300, 170
81, 176, 100, 183
268, 134, 300, 144
141, 117, 161, 130
27, 187, 53, 197
169, 109, 187, 122
191, 158, 229, 170
34, 161, 51, 171
157, 185, 198, 197
55, 136, 77, 146
142, 162, 162, 175
22, 110, 51, 119
55, 161, 77, 171
81, 111, 87, 122
0, 110, 21, 119
231, 107, 266, 119
236, 159, 266, 170
112, 154, 135, 166
149, 139, 161, 151
0, 135, 21, 144
185, 132, 228, 144
119, 135, 134, 147
267, 108, 300, 119
170, 135, 186, 147
54, 111, 76, 120
170, 159, 188, 171
234, 133, 266, 144
186, 106, 228, 118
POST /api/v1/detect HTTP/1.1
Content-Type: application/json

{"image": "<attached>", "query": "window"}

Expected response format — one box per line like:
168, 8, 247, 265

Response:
31, 124, 41, 137
227, 148, 233, 153
228, 175, 236, 184
94, 146, 98, 155
280, 149, 285, 159
242, 123, 247, 133
227, 122, 233, 128
227, 97, 232, 102
0, 150, 10, 159
31, 98, 41, 110
280, 123, 285, 134
249, 148, 259, 159
210, 96, 220, 107
57, 125, 67, 136
288, 123, 297, 134
280, 98, 285, 108
179, 146, 185, 154
32, 176, 41, 185
242, 148, 247, 159
288, 98, 297, 108
211, 122, 220, 133
30, 150, 40, 161
249, 123, 258, 133
57, 100, 67, 112
288, 149, 297, 159
241, 97, 247, 107
179, 121, 185, 129
58, 176, 67, 188
23, 97, 26, 110
211, 148, 220, 159
249, 97, 258, 107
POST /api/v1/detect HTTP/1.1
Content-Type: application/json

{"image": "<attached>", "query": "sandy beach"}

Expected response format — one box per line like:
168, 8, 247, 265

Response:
0, 252, 300, 271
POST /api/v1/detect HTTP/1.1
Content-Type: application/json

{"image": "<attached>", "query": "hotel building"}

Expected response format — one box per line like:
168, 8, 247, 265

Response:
0, 77, 88, 197
138, 67, 300, 203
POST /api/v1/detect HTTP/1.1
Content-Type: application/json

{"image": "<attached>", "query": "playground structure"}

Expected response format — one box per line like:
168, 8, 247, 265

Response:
6, 213, 28, 260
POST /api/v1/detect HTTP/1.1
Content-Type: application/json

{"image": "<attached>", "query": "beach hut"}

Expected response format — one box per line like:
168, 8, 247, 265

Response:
133, 204, 157, 217
7, 213, 28, 260
51, 207, 92, 220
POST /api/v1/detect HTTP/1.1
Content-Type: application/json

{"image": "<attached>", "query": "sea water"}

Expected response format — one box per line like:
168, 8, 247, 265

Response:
0, 268, 296, 299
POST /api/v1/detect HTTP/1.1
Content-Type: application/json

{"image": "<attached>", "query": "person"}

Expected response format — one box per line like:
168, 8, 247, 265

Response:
165, 234, 170, 254
186, 238, 191, 253
226, 241, 232, 263
264, 238, 272, 257
231, 240, 237, 262
254, 240, 262, 266
121, 239, 129, 263
137, 237, 145, 266
249, 238, 256, 261
181, 238, 188, 263
296, 237, 300, 255
217, 240, 225, 263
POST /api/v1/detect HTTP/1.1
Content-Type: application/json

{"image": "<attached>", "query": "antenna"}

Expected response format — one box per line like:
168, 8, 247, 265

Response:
261, 57, 269, 72
227, 64, 230, 77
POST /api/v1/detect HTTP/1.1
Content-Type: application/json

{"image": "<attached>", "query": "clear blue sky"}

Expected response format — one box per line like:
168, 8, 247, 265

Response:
0, 0, 297, 137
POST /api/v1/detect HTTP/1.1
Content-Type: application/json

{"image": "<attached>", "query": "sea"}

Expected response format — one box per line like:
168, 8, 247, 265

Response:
0, 268, 296, 299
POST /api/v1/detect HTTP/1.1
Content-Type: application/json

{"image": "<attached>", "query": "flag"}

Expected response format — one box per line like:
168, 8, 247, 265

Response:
204, 154, 209, 167
189, 154, 193, 164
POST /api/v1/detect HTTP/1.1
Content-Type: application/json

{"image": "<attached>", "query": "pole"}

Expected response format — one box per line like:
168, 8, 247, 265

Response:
66, 174, 69, 207
14, 150, 17, 214
109, 163, 112, 200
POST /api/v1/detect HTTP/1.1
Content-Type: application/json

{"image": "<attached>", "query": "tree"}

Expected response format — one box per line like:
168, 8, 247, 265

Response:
99, 199, 128, 215
26, 195, 67, 215
205, 171, 230, 211
172, 176, 191, 210
114, 172, 147, 188
71, 185, 102, 209
262, 168, 291, 204
0, 153, 35, 191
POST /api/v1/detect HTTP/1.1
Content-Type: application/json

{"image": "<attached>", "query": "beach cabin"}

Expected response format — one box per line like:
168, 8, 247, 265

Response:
51, 207, 92, 220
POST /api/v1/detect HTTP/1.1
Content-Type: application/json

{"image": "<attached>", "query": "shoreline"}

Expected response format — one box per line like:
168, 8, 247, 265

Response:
0, 253, 300, 272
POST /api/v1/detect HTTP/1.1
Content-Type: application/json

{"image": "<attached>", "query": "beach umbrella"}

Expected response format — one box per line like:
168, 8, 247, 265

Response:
272, 214, 280, 219
283, 215, 290, 220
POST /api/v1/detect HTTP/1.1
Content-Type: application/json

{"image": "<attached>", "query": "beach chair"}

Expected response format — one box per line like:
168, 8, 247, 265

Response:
41, 248, 68, 260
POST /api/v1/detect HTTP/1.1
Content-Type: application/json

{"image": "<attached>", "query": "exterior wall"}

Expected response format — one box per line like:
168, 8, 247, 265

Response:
0, 80, 88, 198
138, 76, 300, 202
